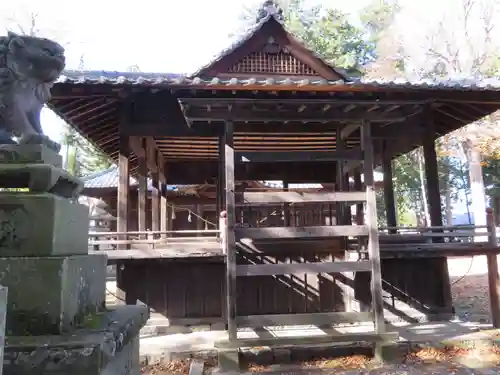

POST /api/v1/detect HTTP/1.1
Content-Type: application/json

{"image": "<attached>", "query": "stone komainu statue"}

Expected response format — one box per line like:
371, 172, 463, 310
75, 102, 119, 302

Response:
0, 32, 65, 151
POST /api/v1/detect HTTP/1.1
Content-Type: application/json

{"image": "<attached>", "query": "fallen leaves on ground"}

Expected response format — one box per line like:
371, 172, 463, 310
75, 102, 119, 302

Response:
141, 359, 190, 375
405, 345, 500, 365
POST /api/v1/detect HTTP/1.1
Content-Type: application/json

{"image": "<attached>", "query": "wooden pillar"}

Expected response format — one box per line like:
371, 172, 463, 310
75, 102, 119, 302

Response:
196, 204, 204, 235
117, 135, 129, 249
160, 184, 168, 238
283, 180, 290, 227
223, 120, 237, 342
382, 142, 397, 233
486, 208, 500, 327
354, 168, 364, 225
422, 126, 443, 230
159, 152, 168, 239
151, 177, 160, 235
138, 139, 147, 239
422, 113, 453, 316
361, 120, 385, 339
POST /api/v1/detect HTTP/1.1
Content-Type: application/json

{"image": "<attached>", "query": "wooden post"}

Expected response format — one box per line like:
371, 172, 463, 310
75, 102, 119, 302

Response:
486, 208, 500, 327
361, 120, 385, 338
382, 142, 397, 233
283, 180, 290, 227
159, 151, 168, 239
151, 178, 160, 236
117, 135, 129, 250
196, 204, 204, 236
160, 184, 168, 239
223, 120, 237, 342
138, 138, 147, 239
354, 168, 364, 225
423, 113, 453, 313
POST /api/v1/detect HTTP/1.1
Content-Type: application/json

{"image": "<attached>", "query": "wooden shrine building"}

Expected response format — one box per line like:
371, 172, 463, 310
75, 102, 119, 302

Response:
49, 2, 500, 364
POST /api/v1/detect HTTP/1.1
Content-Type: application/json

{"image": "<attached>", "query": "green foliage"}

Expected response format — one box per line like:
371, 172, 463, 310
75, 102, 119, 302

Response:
237, 0, 376, 74
61, 125, 111, 177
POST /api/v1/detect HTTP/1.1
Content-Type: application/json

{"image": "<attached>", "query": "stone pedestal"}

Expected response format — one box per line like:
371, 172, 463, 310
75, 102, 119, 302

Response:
0, 144, 148, 375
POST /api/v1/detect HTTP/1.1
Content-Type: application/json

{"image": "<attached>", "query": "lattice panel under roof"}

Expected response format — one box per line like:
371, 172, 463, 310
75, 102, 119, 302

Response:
227, 37, 318, 76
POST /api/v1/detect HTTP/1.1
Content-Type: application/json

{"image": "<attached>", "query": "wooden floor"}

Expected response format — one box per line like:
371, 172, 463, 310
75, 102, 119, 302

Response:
90, 240, 500, 261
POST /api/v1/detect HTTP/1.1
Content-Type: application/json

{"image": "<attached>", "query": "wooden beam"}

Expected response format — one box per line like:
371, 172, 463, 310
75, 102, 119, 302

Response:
341, 123, 360, 139
236, 312, 374, 327
179, 98, 428, 106
223, 120, 237, 342
236, 260, 371, 276
237, 191, 366, 204
185, 107, 417, 123
235, 225, 369, 240
129, 136, 166, 183
215, 332, 398, 349
236, 150, 363, 162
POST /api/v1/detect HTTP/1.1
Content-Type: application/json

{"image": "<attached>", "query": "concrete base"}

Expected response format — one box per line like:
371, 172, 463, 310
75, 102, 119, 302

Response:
139, 320, 497, 371
3, 305, 149, 375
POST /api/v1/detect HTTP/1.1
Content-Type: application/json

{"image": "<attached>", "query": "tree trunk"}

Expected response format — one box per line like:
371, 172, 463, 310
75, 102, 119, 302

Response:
463, 139, 487, 241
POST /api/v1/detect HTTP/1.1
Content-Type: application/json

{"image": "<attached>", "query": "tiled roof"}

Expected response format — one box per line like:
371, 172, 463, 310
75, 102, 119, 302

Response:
81, 165, 186, 191
57, 70, 500, 92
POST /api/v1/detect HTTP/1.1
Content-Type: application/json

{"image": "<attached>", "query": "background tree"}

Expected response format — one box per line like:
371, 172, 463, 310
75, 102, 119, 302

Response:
235, 0, 376, 75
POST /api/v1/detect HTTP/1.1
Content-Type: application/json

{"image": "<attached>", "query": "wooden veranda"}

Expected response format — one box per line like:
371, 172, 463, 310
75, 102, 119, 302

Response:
50, 3, 500, 365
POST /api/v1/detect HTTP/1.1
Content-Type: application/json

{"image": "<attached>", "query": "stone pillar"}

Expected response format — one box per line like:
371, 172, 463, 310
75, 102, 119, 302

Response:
0, 142, 148, 374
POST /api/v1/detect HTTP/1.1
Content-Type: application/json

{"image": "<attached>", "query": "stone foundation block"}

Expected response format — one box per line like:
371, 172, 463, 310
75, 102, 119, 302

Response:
0, 193, 89, 257
4, 305, 149, 375
0, 254, 106, 335
0, 144, 62, 168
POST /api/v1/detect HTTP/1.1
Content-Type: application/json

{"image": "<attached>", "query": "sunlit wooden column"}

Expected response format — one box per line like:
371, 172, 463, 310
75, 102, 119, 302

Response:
151, 148, 160, 237
382, 141, 397, 233
361, 120, 385, 344
151, 178, 160, 236
160, 154, 168, 239
223, 120, 237, 342
486, 208, 500, 327
283, 180, 290, 227
138, 138, 147, 239
117, 135, 130, 249
354, 168, 364, 225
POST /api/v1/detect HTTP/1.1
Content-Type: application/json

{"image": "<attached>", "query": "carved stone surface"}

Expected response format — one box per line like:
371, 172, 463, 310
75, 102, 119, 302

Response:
3, 305, 148, 374
0, 254, 106, 335
0, 285, 6, 375
0, 164, 83, 198
0, 193, 89, 256
0, 143, 62, 167
0, 32, 65, 150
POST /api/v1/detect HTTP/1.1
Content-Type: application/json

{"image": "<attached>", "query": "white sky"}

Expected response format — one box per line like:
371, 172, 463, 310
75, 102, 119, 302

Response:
0, 0, 476, 143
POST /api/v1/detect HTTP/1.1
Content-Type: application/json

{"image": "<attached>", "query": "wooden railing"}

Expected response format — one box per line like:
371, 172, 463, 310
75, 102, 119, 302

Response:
88, 229, 221, 251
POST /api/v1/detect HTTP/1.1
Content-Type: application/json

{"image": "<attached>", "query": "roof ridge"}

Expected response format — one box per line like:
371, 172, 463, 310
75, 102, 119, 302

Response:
81, 164, 117, 182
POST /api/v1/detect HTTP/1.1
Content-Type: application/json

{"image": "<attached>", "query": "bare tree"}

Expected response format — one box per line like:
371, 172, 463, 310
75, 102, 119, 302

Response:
397, 0, 500, 232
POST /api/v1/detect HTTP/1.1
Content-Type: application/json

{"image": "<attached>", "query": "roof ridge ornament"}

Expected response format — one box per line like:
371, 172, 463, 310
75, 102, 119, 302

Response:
256, 0, 284, 24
